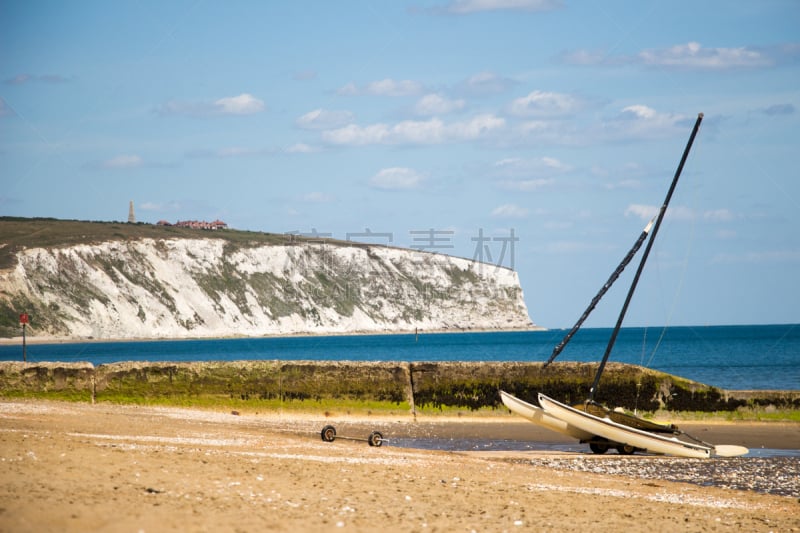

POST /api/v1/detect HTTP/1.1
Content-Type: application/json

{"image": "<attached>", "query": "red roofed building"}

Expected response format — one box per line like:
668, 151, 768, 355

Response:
173, 219, 228, 230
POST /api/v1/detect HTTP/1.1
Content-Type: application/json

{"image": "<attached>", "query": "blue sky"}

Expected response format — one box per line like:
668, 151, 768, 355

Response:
2, 0, 798, 329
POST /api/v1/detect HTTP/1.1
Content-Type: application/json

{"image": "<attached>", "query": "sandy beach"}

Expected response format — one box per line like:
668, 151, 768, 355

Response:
0, 400, 798, 532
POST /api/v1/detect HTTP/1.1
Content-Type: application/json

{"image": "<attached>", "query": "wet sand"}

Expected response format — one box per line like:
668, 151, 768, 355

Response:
0, 400, 798, 532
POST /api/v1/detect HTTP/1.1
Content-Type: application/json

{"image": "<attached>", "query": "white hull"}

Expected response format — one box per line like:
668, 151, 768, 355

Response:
500, 117, 749, 460
499, 391, 594, 441
537, 393, 712, 459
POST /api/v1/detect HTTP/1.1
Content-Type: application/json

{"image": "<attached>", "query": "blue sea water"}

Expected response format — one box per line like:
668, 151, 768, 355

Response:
1, 324, 798, 390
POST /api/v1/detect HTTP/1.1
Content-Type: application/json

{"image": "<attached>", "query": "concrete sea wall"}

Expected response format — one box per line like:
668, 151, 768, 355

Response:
0, 361, 797, 413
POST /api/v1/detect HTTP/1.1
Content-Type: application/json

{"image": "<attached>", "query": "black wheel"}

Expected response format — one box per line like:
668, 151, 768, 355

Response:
589, 438, 610, 454
617, 444, 636, 455
368, 431, 383, 447
321, 425, 336, 442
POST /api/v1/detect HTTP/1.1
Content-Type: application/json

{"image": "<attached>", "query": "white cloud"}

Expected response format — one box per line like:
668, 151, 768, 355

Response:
494, 157, 522, 168
187, 146, 270, 158
337, 82, 359, 96
217, 147, 256, 157
494, 156, 566, 191
703, 209, 734, 222
446, 0, 562, 14
621, 105, 658, 120
625, 204, 695, 221
491, 204, 529, 218
712, 250, 800, 264
509, 90, 582, 117
302, 192, 334, 203
284, 143, 315, 153
638, 42, 773, 69
214, 93, 265, 115
296, 108, 354, 130
414, 94, 466, 115
625, 204, 658, 220
495, 156, 571, 175
500, 178, 555, 191
88, 154, 178, 170
454, 114, 506, 139
514, 119, 577, 144
563, 42, 780, 70
5, 74, 32, 85
393, 117, 446, 143
461, 71, 515, 95
559, 49, 609, 66
600, 105, 690, 141
292, 69, 317, 81
157, 93, 265, 116
340, 79, 423, 97
323, 123, 391, 145
367, 78, 423, 96
4, 73, 69, 85
369, 167, 423, 190
603, 179, 642, 191
104, 155, 144, 169
761, 103, 795, 116
188, 142, 318, 157
507, 104, 690, 145
322, 114, 504, 146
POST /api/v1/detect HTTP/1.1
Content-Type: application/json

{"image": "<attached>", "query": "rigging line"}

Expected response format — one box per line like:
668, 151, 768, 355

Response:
588, 113, 704, 403
646, 167, 700, 369
768, 324, 797, 354
639, 326, 648, 368
632, 327, 647, 415
543, 216, 656, 367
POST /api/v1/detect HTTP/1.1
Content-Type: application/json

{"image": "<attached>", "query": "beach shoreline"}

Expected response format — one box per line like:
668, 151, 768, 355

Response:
1, 399, 798, 532
0, 325, 546, 346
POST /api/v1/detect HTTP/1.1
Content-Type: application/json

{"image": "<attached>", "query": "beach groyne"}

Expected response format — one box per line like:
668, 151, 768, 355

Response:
1, 361, 797, 414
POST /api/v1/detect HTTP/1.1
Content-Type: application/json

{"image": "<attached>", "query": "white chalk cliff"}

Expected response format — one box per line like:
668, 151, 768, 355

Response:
1, 238, 535, 340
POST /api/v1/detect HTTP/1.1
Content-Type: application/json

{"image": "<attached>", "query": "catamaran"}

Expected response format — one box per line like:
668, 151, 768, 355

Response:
501, 113, 748, 459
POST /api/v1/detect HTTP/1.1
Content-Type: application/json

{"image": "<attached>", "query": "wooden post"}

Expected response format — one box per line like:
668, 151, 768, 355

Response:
19, 313, 29, 362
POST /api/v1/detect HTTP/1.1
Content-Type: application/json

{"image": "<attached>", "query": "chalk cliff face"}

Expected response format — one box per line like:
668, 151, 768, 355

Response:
0, 238, 534, 340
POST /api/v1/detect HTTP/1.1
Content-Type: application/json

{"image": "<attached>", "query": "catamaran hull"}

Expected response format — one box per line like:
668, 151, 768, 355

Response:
537, 393, 712, 459
499, 391, 594, 441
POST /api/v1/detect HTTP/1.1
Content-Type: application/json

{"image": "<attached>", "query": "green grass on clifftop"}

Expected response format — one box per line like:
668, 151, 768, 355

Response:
0, 216, 360, 270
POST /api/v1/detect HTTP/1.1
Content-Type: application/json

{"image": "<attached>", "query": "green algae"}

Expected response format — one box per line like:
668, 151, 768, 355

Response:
1, 361, 798, 420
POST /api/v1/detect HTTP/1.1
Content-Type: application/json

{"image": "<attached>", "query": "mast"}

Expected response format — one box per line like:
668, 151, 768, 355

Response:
588, 113, 704, 403
544, 216, 655, 367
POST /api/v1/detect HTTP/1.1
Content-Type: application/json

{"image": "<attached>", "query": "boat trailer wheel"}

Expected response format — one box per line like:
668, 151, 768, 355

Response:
588, 437, 636, 455
617, 444, 636, 455
320, 425, 384, 447
321, 425, 336, 442
589, 438, 610, 455
367, 431, 384, 447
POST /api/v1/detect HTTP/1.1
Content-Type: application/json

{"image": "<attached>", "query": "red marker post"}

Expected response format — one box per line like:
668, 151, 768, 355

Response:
19, 313, 29, 362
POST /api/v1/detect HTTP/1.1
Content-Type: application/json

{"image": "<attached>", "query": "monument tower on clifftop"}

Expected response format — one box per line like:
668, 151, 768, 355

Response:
128, 200, 136, 223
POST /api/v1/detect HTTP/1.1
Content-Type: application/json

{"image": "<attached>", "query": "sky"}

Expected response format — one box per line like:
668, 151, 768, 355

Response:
1, 0, 798, 329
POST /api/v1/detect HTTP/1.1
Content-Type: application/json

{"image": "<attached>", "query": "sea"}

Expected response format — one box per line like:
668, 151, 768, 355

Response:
1, 323, 798, 391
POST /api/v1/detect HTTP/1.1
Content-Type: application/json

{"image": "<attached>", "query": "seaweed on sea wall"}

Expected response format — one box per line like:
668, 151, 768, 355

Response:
665, 386, 743, 412
416, 380, 499, 411
1, 361, 797, 413
0, 362, 94, 400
